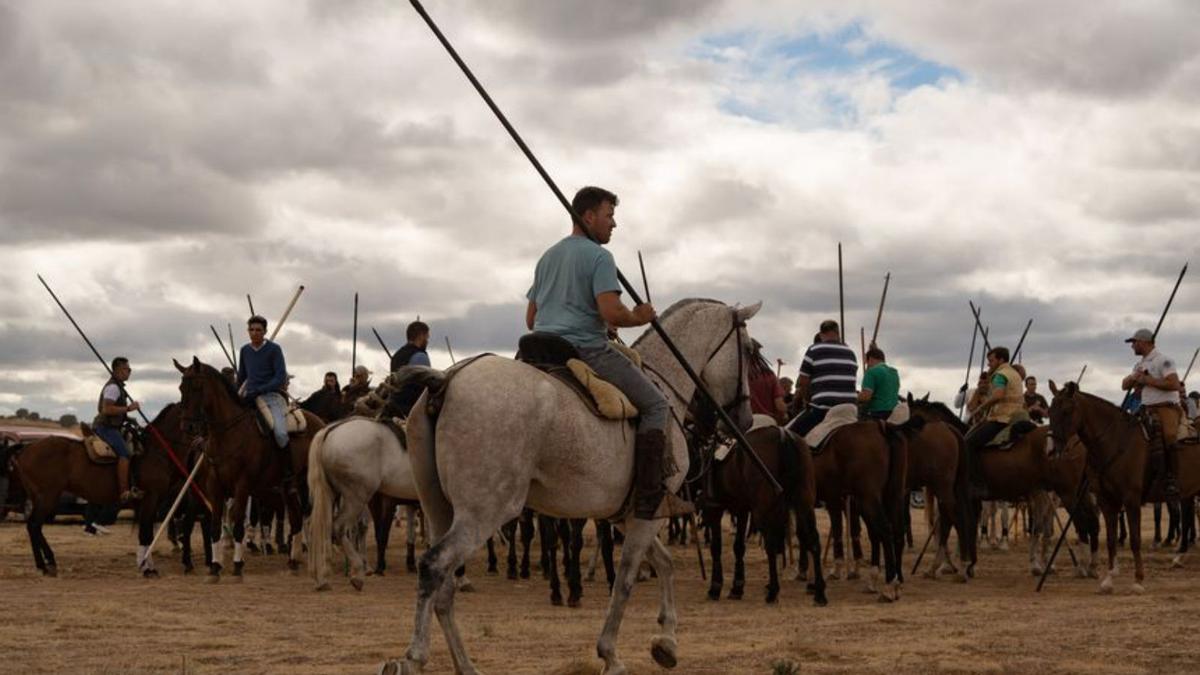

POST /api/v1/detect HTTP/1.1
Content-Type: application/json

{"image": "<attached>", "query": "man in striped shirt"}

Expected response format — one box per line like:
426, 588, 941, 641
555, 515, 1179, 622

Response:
787, 320, 859, 436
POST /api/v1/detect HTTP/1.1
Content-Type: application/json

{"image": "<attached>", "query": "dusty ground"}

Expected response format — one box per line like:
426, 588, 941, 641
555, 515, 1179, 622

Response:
1, 506, 1197, 674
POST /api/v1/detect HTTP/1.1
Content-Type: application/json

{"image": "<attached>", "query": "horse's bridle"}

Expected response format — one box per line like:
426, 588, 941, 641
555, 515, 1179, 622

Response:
645, 308, 749, 424
180, 371, 252, 441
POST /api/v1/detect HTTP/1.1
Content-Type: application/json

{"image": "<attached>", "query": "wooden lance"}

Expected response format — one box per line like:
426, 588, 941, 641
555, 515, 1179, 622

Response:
1011, 318, 1034, 362
351, 292, 359, 374
227, 323, 237, 370
372, 327, 393, 360
409, 0, 782, 493
1040, 260, 1189, 592
269, 285, 305, 342
148, 453, 206, 553
837, 243, 846, 343
1076, 364, 1087, 387
1182, 347, 1199, 385
638, 250, 652, 304
247, 294, 256, 317
967, 301, 993, 353
36, 274, 212, 510
209, 325, 236, 370
870, 272, 890, 348
444, 336, 457, 365
958, 319, 980, 419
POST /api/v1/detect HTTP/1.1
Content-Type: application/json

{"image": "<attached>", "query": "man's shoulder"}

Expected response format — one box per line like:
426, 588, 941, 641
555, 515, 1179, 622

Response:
807, 342, 855, 358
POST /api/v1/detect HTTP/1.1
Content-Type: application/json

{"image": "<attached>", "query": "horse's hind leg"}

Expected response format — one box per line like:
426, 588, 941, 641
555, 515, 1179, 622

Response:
596, 519, 662, 675
503, 518, 518, 579
729, 511, 747, 600
26, 513, 48, 575
335, 499, 370, 591
566, 518, 585, 607
848, 499, 864, 579
705, 508, 724, 601
799, 508, 828, 606
405, 505, 418, 573
519, 508, 535, 578
1128, 498, 1146, 593
537, 515, 563, 605
598, 519, 616, 592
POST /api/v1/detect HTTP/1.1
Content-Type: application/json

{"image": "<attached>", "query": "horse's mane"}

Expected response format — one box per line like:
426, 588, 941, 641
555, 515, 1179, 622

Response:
149, 402, 178, 426
1074, 389, 1133, 420
631, 297, 725, 348
909, 398, 968, 434
193, 361, 241, 402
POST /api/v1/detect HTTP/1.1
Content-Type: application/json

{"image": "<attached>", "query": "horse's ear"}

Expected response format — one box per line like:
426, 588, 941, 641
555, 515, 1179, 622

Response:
192, 355, 200, 367
906, 392, 913, 404
922, 392, 930, 402
1049, 379, 1059, 396
173, 358, 186, 373
735, 301, 762, 323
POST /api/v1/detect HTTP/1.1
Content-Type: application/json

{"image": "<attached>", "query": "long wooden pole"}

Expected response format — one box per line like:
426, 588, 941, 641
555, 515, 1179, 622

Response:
444, 336, 457, 365
148, 454, 205, 553
1011, 318, 1034, 362
1040, 261, 1189, 592
1182, 347, 1199, 384
837, 243, 845, 343
870, 272, 890, 347
372, 327, 393, 360
209, 325, 236, 370
409, 0, 781, 494
269, 285, 304, 342
958, 320, 980, 419
1076, 364, 1087, 387
227, 323, 237, 371
36, 274, 212, 510
247, 294, 256, 317
351, 292, 359, 374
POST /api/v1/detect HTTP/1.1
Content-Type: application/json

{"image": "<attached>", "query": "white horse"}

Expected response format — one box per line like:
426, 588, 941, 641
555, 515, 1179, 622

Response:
384, 298, 760, 675
307, 417, 420, 591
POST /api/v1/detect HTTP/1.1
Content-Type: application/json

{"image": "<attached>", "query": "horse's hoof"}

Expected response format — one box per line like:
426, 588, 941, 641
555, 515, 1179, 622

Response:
600, 661, 627, 675
143, 569, 160, 579
1132, 582, 1146, 595
1074, 567, 1088, 579
1099, 577, 1114, 595
315, 582, 332, 592
183, 566, 194, 576
1171, 556, 1184, 569
458, 579, 475, 593
650, 635, 678, 669
727, 587, 744, 600
765, 589, 779, 604
568, 597, 581, 609
1030, 566, 1044, 577
846, 570, 860, 581
550, 594, 563, 606
706, 588, 720, 601
351, 578, 364, 592
406, 563, 418, 574
813, 591, 829, 607
286, 559, 300, 572
506, 569, 517, 581
486, 568, 498, 576
206, 574, 220, 585
793, 571, 807, 582
44, 566, 58, 578
519, 569, 530, 580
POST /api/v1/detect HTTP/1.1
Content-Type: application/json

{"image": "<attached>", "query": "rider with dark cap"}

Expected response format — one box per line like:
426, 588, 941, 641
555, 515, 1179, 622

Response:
1122, 327, 1182, 499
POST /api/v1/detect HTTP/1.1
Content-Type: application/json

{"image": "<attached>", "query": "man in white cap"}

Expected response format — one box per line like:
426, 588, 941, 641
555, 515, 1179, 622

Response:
1122, 327, 1181, 499
341, 365, 373, 409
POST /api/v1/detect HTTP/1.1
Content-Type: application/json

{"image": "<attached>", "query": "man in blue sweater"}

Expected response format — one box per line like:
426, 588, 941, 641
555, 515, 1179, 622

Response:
236, 315, 293, 484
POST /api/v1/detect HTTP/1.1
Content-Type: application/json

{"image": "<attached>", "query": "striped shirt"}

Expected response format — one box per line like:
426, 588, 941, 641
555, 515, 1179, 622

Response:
798, 341, 859, 409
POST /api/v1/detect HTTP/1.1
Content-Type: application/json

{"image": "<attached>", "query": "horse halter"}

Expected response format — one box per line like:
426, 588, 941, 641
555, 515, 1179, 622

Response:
180, 369, 250, 439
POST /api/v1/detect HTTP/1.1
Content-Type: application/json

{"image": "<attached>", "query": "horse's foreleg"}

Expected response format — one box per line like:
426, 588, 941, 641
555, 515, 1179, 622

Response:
137, 501, 158, 578
503, 518, 518, 579
848, 499, 864, 577
705, 509, 724, 601
764, 519, 782, 603
597, 519, 659, 675
405, 505, 418, 573
827, 503, 845, 580
229, 486, 251, 581
180, 499, 196, 573
598, 519, 616, 592
284, 488, 305, 572
1174, 499, 1194, 568
1099, 501, 1119, 594
519, 509, 535, 579
567, 518, 585, 607
801, 509, 828, 606
1128, 499, 1145, 593
538, 515, 563, 606
645, 535, 680, 668
207, 489, 227, 582
730, 511, 747, 600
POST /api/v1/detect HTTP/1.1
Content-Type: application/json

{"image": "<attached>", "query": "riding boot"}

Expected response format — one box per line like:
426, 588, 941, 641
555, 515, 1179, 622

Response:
1164, 443, 1181, 502
116, 458, 141, 503
633, 430, 693, 520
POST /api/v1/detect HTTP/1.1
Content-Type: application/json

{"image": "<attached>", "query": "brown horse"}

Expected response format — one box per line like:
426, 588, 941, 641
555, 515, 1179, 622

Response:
953, 400, 1100, 579
174, 357, 324, 581
703, 422, 827, 605
1048, 382, 1200, 593
12, 403, 194, 577
905, 397, 973, 580
797, 418, 908, 601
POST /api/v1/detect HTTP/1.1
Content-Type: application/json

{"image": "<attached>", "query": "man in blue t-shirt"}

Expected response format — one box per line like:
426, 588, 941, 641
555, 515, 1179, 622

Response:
525, 186, 680, 520
236, 315, 294, 485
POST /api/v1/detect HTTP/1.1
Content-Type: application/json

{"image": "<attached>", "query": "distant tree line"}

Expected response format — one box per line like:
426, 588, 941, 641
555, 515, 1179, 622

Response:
10, 409, 79, 428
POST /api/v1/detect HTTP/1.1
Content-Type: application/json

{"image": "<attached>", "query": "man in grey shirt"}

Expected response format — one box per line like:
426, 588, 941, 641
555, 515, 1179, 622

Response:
526, 186, 679, 520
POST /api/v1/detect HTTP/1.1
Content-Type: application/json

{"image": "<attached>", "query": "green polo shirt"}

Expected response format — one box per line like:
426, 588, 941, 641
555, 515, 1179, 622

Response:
862, 362, 900, 413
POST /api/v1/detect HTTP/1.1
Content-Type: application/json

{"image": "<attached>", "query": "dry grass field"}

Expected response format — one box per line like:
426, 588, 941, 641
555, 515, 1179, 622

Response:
1, 506, 1197, 674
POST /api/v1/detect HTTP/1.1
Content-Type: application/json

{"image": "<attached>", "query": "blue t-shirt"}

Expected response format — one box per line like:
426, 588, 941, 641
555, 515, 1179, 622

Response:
526, 235, 622, 348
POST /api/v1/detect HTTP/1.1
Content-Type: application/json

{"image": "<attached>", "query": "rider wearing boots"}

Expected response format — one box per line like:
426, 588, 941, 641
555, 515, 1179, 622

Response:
964, 347, 1024, 497
95, 357, 143, 503
236, 315, 294, 489
525, 185, 685, 520
1122, 328, 1182, 499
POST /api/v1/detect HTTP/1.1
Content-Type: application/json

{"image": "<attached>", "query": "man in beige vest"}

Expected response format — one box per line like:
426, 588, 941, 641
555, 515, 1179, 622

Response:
964, 346, 1024, 497
1121, 328, 1181, 499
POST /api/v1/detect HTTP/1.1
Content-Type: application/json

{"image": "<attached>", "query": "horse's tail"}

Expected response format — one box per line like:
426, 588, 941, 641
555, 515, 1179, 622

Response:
951, 428, 976, 567
881, 423, 907, 516
924, 487, 936, 530
307, 425, 335, 590
405, 382, 455, 568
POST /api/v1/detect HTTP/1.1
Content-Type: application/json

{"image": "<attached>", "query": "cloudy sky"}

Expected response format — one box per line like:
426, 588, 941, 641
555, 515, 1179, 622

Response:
2, 0, 1199, 420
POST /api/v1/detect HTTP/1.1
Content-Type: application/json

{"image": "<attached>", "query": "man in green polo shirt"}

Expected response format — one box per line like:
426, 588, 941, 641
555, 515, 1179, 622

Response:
858, 346, 900, 420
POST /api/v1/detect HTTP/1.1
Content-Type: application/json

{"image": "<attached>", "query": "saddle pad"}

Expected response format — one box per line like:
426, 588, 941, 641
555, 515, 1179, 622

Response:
805, 403, 859, 448
255, 397, 308, 435
887, 402, 910, 426
84, 435, 117, 464
566, 359, 639, 420
609, 341, 643, 369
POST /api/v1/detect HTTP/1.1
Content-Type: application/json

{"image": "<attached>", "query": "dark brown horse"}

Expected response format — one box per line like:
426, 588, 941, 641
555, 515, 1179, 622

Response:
1048, 382, 1200, 593
174, 357, 324, 581
905, 397, 974, 580
705, 423, 827, 605
796, 418, 908, 601
12, 403, 193, 577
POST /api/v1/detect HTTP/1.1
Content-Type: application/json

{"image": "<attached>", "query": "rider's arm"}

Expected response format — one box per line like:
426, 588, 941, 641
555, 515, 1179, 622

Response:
525, 300, 537, 331
1144, 371, 1181, 392
796, 374, 811, 405
596, 291, 654, 328
857, 388, 874, 403
100, 398, 138, 416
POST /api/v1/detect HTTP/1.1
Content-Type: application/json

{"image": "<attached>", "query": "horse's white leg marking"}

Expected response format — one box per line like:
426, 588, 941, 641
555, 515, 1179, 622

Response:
597, 519, 657, 675
645, 536, 679, 667
234, 541, 244, 564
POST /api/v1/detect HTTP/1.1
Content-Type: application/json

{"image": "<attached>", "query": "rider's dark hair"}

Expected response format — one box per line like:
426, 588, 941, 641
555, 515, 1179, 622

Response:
819, 320, 840, 336
988, 346, 1010, 363
407, 321, 430, 342
866, 347, 885, 361
248, 315, 268, 330
572, 186, 619, 218
111, 357, 129, 371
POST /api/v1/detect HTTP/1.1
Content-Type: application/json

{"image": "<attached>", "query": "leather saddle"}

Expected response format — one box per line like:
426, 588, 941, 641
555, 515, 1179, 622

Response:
981, 419, 1039, 451
79, 423, 139, 465
516, 333, 639, 421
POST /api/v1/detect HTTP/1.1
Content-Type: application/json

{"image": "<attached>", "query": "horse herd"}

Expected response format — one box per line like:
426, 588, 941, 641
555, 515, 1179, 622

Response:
9, 298, 1200, 675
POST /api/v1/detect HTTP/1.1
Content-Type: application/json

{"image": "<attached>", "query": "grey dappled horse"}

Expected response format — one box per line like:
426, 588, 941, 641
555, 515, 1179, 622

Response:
385, 298, 760, 675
